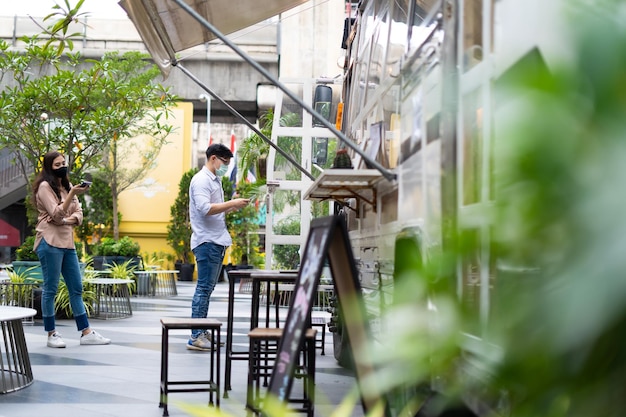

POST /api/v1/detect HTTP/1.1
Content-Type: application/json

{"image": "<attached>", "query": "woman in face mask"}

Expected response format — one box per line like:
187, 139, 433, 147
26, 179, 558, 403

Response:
31, 150, 110, 348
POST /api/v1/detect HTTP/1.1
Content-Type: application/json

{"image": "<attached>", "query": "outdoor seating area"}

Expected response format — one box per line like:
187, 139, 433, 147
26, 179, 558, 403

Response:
0, 263, 180, 321
0, 279, 353, 417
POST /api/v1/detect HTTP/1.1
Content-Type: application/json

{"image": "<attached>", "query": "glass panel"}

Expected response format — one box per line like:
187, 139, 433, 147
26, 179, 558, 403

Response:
463, 0, 483, 72
399, 84, 423, 163
387, 0, 410, 76
369, 6, 389, 87
407, 0, 439, 53
349, 52, 370, 125
271, 244, 301, 270
278, 86, 304, 128
358, 3, 376, 57
462, 88, 483, 205
272, 190, 301, 234
461, 228, 481, 334
313, 137, 338, 172
487, 227, 498, 326
413, 0, 438, 24
274, 135, 302, 181
311, 200, 331, 219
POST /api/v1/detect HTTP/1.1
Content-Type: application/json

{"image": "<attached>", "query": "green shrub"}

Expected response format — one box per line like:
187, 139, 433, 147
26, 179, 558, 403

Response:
15, 235, 38, 261
93, 236, 140, 257
167, 168, 197, 264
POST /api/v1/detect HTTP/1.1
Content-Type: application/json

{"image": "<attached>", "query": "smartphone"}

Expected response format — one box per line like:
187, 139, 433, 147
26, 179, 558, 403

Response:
79, 181, 92, 187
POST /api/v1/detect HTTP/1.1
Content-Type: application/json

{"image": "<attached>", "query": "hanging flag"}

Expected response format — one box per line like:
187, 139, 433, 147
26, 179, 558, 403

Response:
229, 154, 238, 185
226, 130, 237, 183
229, 130, 236, 153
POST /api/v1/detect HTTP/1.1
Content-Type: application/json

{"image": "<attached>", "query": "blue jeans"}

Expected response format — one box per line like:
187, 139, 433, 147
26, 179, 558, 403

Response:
190, 242, 225, 338
36, 238, 89, 333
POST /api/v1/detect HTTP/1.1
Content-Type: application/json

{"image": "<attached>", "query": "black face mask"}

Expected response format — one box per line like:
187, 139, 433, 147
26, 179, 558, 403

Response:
52, 166, 68, 178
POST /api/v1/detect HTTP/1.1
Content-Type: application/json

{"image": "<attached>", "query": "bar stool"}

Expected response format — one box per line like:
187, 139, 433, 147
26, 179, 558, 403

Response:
246, 327, 317, 417
159, 318, 221, 417
310, 317, 327, 355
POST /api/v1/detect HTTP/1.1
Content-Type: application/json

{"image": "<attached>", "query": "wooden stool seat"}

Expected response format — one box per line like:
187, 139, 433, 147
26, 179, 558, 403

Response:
159, 318, 221, 416
247, 327, 317, 417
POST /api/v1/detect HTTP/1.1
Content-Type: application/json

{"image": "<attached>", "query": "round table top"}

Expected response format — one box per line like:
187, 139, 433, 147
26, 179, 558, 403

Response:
0, 306, 37, 321
85, 278, 134, 284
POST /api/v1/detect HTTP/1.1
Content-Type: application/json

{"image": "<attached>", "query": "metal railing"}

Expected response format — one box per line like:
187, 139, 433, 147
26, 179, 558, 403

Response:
0, 149, 29, 210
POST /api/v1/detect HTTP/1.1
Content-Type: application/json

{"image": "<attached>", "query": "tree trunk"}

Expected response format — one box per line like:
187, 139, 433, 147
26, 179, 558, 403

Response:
112, 180, 119, 240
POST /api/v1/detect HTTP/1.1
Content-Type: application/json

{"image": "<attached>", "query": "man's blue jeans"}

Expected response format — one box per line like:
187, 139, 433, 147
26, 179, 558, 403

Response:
190, 242, 225, 338
36, 238, 89, 333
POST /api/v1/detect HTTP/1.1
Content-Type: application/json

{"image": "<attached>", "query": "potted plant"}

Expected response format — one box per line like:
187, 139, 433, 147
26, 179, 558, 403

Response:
167, 168, 198, 281
2, 266, 41, 318
222, 177, 264, 270
92, 236, 142, 270
54, 279, 97, 319
102, 259, 138, 296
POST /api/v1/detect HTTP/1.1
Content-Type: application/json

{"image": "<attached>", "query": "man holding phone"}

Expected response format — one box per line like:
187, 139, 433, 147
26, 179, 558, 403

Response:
187, 143, 250, 351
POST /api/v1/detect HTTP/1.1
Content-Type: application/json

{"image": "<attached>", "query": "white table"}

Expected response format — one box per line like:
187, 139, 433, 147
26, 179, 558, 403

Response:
0, 306, 36, 393
134, 270, 178, 297
85, 278, 133, 319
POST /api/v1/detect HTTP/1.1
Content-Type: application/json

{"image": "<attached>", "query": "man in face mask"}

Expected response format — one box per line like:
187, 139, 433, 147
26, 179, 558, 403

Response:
187, 143, 250, 350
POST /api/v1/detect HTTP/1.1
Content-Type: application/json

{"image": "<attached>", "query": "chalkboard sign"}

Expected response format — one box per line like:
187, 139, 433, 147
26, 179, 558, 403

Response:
268, 215, 384, 416
267, 216, 332, 402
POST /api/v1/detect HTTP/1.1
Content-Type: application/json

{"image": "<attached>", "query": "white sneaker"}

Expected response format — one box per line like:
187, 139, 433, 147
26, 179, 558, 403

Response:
80, 330, 111, 345
47, 332, 66, 348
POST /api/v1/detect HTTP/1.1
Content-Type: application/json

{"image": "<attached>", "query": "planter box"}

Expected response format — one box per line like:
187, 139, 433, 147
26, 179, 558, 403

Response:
11, 261, 43, 280
175, 262, 194, 281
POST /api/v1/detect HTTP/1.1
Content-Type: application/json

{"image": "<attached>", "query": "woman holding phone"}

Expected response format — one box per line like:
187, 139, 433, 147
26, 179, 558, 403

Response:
32, 151, 110, 348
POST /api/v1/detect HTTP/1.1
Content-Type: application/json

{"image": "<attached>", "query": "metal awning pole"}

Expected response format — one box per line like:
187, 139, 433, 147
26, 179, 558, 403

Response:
171, 0, 397, 182
175, 64, 315, 181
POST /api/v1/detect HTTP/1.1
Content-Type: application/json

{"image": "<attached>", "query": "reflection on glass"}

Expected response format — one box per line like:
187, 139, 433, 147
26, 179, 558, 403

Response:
272, 191, 301, 233
387, 0, 410, 75
275, 136, 302, 180
408, 0, 439, 52
461, 228, 481, 335
279, 86, 304, 127
462, 89, 483, 205
463, 0, 483, 72
368, 7, 389, 88
272, 244, 301, 270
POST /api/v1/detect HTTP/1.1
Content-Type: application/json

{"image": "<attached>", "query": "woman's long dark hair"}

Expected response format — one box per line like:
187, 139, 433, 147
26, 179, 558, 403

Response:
32, 151, 71, 205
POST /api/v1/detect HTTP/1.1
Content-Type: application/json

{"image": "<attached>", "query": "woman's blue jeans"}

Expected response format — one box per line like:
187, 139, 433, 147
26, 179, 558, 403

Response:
190, 242, 225, 338
36, 238, 89, 333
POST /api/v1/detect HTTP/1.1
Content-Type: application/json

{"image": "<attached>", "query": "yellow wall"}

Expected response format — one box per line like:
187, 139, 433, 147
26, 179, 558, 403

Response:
117, 102, 194, 265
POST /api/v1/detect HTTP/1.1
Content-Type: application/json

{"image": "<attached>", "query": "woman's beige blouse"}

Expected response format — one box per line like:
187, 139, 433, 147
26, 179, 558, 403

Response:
34, 181, 83, 251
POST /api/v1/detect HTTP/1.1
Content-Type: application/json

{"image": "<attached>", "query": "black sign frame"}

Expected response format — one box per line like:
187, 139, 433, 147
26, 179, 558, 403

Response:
267, 215, 385, 416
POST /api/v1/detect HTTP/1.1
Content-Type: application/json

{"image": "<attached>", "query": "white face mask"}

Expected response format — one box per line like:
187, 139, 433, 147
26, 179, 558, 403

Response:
216, 163, 228, 177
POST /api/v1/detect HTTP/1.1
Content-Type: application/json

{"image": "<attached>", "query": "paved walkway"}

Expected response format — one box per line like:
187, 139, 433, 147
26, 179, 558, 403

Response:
0, 279, 364, 417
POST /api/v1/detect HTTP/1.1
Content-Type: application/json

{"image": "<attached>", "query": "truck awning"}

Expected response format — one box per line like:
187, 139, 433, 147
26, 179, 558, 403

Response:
118, 0, 308, 78
0, 219, 20, 247
118, 0, 397, 182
